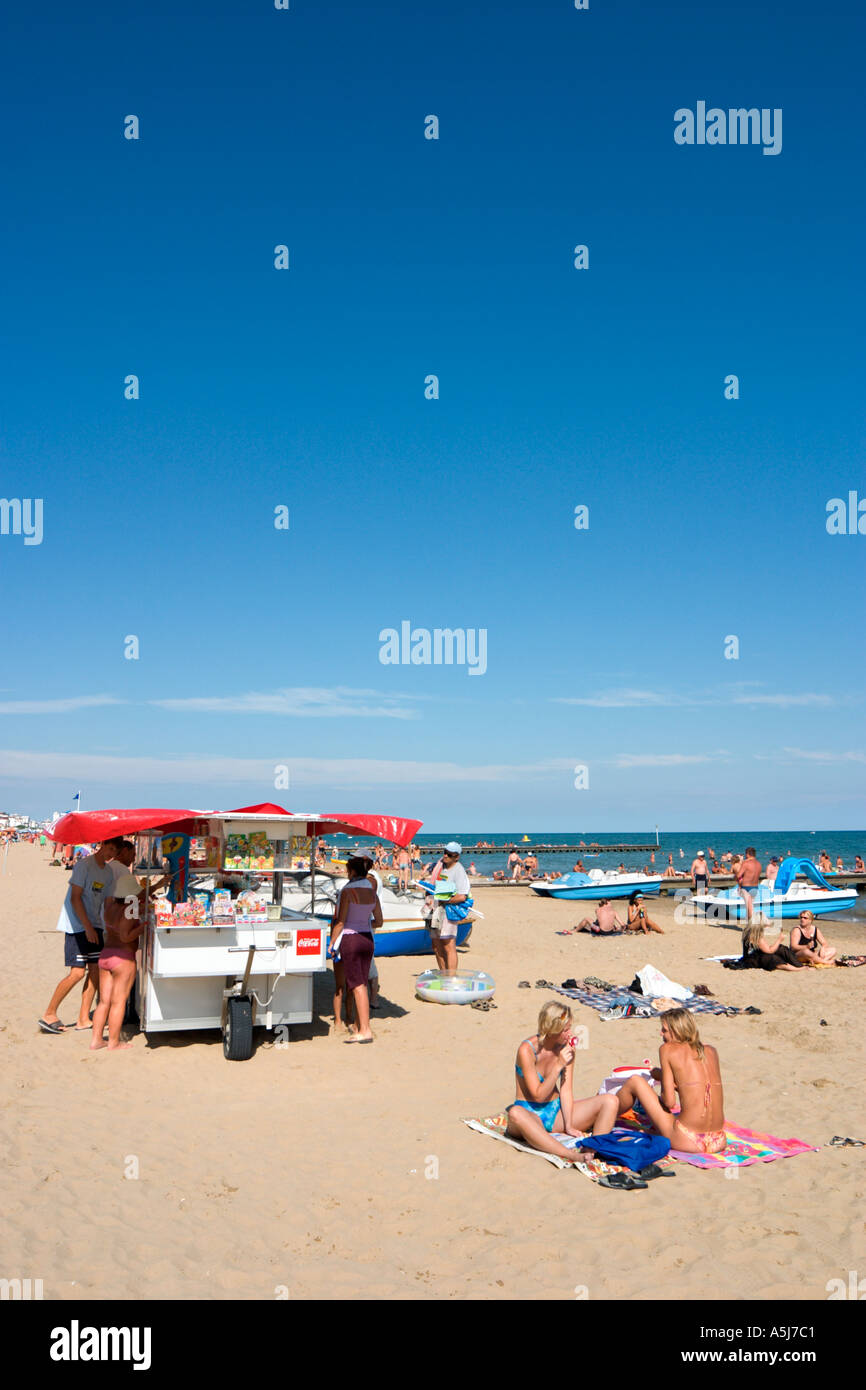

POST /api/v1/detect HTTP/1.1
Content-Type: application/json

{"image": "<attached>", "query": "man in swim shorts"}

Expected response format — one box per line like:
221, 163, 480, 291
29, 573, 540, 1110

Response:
736, 847, 762, 922
691, 850, 710, 897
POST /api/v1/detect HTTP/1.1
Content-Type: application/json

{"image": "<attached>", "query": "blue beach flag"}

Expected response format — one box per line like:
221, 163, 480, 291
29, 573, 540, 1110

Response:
71, 791, 81, 811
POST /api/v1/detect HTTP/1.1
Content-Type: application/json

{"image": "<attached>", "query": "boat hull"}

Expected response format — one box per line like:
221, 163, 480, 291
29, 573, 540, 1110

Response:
325, 920, 474, 957
694, 891, 857, 921
532, 876, 663, 901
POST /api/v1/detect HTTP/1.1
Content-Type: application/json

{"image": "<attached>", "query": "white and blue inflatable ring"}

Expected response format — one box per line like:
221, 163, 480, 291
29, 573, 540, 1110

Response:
415, 968, 495, 1005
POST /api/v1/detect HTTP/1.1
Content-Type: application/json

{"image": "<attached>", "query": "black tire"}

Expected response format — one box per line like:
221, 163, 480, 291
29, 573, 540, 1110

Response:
223, 996, 254, 1061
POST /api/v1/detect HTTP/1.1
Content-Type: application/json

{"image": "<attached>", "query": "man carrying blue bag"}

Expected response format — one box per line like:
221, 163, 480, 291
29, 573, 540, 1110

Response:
421, 841, 473, 973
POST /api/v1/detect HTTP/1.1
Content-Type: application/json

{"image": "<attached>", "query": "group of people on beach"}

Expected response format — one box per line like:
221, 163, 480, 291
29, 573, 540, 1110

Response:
330, 840, 473, 1043
506, 1001, 726, 1163
37, 837, 157, 1051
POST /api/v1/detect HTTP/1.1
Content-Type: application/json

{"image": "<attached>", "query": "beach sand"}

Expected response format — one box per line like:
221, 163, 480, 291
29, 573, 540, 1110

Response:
2, 842, 864, 1301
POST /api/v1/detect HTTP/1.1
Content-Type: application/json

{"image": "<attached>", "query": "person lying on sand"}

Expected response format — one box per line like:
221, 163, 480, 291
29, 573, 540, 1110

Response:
575, 899, 624, 934
789, 910, 836, 965
626, 891, 664, 934
90, 873, 146, 1052
504, 1002, 618, 1162
614, 1008, 727, 1155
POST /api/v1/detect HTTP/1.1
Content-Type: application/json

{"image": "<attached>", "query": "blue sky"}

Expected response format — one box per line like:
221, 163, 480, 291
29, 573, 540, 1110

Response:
1, 0, 864, 830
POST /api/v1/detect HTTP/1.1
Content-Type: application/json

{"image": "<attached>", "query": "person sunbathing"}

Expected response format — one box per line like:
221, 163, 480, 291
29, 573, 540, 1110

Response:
789, 910, 836, 965
614, 1008, 727, 1155
504, 1002, 618, 1162
626, 891, 664, 934
575, 899, 624, 934
741, 921, 807, 971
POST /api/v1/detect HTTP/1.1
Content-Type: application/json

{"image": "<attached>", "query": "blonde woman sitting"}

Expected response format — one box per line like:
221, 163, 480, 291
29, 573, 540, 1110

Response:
614, 1008, 727, 1155
741, 921, 807, 971
790, 910, 836, 965
505, 1002, 618, 1162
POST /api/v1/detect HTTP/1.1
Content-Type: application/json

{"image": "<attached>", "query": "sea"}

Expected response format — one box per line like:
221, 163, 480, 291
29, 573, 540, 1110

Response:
404, 830, 866, 922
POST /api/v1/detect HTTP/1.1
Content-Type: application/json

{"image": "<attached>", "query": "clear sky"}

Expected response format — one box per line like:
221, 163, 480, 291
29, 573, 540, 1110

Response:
1, 0, 864, 830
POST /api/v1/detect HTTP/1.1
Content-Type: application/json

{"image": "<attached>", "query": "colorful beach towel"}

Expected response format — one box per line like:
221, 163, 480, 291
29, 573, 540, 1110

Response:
617, 1111, 818, 1169
461, 1115, 674, 1181
550, 983, 742, 1018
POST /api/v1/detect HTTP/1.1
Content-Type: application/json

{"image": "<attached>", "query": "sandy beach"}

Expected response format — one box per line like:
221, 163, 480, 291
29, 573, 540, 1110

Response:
3, 841, 864, 1302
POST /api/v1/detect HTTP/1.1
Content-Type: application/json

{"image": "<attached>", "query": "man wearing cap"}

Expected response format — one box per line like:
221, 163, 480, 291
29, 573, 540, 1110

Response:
691, 850, 710, 898
424, 842, 471, 972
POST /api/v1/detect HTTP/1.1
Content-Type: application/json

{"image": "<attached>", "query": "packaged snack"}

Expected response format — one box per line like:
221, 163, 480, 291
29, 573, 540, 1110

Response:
153, 897, 173, 924
248, 832, 275, 872
212, 889, 234, 924
224, 834, 251, 870
189, 835, 222, 869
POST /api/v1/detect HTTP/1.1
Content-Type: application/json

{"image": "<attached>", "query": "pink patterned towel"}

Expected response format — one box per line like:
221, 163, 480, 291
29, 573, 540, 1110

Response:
669, 1122, 819, 1169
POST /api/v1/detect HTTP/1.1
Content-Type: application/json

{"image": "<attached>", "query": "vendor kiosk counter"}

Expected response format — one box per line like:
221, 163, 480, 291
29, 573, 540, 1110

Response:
49, 805, 422, 1060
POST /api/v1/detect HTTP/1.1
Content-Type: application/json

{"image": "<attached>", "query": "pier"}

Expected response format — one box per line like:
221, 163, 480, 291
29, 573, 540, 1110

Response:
418, 842, 660, 856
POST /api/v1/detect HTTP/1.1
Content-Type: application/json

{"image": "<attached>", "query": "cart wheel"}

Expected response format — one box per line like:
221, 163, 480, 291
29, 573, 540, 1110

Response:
223, 997, 254, 1061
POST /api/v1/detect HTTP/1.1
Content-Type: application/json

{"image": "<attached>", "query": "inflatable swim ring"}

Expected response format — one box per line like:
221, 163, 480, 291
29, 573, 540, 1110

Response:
415, 968, 495, 1005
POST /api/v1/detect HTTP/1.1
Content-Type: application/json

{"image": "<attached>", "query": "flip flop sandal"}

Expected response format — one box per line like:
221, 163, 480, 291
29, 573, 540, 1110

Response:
535, 979, 556, 990
829, 1136, 865, 1147
37, 1019, 67, 1034
636, 1164, 675, 1181
597, 1173, 648, 1191
517, 981, 530, 988
744, 1006, 763, 1015
471, 1000, 497, 1011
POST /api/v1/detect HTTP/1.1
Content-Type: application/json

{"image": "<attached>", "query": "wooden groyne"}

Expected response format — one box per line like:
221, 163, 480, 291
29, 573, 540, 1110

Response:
420, 843, 660, 856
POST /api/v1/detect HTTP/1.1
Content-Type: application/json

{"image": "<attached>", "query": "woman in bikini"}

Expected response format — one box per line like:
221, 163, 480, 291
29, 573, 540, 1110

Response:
504, 1002, 619, 1162
625, 890, 664, 935
789, 910, 836, 965
613, 1008, 727, 1155
90, 872, 146, 1052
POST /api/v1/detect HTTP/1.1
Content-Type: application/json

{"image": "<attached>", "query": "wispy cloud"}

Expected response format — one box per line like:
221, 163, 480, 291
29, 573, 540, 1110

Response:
554, 685, 842, 710
0, 750, 565, 787
149, 687, 426, 720
554, 690, 689, 709
780, 747, 866, 764
613, 751, 730, 768
0, 695, 124, 715
732, 694, 834, 708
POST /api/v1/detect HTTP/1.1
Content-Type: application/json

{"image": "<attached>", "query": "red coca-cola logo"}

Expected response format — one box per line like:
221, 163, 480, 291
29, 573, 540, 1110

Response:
296, 932, 321, 955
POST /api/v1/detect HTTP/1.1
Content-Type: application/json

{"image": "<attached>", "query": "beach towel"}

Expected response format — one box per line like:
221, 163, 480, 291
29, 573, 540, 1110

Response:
550, 983, 742, 1018
617, 1111, 818, 1169
461, 1115, 674, 1181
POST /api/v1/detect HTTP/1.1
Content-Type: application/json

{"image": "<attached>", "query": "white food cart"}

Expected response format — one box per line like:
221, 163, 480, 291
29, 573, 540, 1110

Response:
49, 804, 422, 1060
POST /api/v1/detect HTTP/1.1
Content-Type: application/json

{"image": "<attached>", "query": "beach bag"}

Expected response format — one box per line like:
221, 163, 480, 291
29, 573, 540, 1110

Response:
577, 1130, 670, 1171
636, 964, 691, 1002
444, 896, 474, 922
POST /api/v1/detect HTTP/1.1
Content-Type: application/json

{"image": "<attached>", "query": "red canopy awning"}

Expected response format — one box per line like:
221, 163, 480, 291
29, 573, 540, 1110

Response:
49, 808, 198, 845
305, 814, 423, 847
50, 806, 422, 848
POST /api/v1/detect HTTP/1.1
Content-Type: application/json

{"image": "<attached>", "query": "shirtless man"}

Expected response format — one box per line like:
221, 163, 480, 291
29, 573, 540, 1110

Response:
575, 899, 623, 934
691, 850, 710, 896
736, 846, 763, 922
395, 843, 411, 891
523, 852, 538, 878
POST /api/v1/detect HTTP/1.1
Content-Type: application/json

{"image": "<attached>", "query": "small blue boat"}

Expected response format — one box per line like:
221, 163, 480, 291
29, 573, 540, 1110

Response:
531, 871, 663, 901
326, 919, 474, 957
693, 857, 858, 921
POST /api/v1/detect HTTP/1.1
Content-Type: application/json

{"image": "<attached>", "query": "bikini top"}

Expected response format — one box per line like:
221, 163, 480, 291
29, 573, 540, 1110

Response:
677, 1056, 722, 1116
515, 1037, 561, 1086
